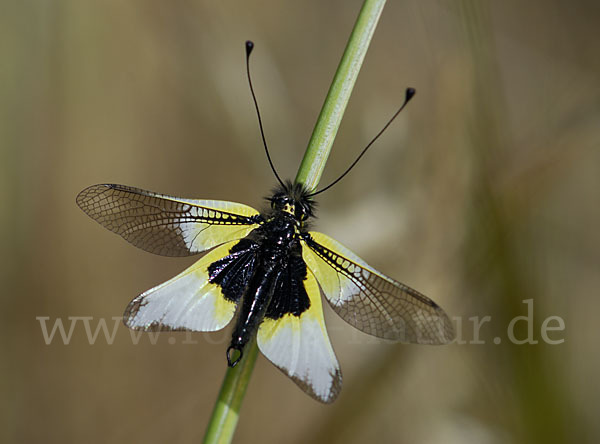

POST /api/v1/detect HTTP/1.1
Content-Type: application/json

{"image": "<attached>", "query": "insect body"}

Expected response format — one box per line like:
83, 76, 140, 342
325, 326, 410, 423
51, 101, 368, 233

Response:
77, 180, 453, 402
76, 41, 454, 403
211, 183, 313, 365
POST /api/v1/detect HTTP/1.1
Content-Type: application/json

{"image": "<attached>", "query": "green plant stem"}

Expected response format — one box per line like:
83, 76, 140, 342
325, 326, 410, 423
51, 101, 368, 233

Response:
203, 339, 259, 444
203, 1, 387, 442
295, 0, 387, 190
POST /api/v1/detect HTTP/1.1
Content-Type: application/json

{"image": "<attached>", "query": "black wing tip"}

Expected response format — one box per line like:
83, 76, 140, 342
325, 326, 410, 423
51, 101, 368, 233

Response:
122, 296, 143, 329
290, 367, 343, 404
123, 306, 197, 333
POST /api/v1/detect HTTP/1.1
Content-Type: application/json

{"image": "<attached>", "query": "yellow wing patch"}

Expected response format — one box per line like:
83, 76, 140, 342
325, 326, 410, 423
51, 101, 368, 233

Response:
124, 241, 239, 331
303, 231, 454, 344
257, 269, 342, 403
77, 184, 260, 256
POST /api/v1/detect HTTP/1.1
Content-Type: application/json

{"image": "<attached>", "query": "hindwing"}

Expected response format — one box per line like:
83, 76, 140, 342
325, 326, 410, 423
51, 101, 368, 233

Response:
125, 239, 259, 332
257, 265, 341, 403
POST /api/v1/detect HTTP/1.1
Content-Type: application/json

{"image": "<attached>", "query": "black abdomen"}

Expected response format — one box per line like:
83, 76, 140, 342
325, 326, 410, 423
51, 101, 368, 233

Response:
207, 216, 311, 366
265, 248, 310, 319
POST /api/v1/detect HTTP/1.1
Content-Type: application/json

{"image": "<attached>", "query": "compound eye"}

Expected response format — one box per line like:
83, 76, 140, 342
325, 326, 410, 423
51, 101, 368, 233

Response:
271, 195, 283, 208
273, 196, 289, 210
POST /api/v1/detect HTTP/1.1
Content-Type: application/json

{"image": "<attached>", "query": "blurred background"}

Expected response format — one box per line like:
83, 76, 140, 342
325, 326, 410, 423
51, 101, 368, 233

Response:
2, 1, 599, 443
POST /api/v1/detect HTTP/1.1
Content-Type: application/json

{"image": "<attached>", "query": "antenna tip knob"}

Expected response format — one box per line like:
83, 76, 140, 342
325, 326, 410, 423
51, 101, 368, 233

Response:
405, 87, 416, 101
245, 40, 254, 55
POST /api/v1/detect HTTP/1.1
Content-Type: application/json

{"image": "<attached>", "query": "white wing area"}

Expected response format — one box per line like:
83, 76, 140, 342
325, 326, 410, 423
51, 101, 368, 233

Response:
124, 241, 238, 331
257, 270, 342, 403
172, 198, 260, 253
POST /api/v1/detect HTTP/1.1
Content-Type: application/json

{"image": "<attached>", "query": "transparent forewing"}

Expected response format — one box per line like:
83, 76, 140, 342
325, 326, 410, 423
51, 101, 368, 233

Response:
303, 232, 454, 344
124, 241, 239, 331
257, 270, 342, 403
76, 184, 260, 256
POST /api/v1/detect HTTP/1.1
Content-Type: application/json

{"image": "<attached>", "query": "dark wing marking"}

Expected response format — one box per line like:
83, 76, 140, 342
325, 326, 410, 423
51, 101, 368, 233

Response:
76, 184, 260, 256
207, 238, 260, 304
303, 232, 454, 344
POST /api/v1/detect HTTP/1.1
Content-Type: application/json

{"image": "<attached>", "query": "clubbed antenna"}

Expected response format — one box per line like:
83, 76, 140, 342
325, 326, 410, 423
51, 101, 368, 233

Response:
308, 87, 416, 197
245, 40, 285, 189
